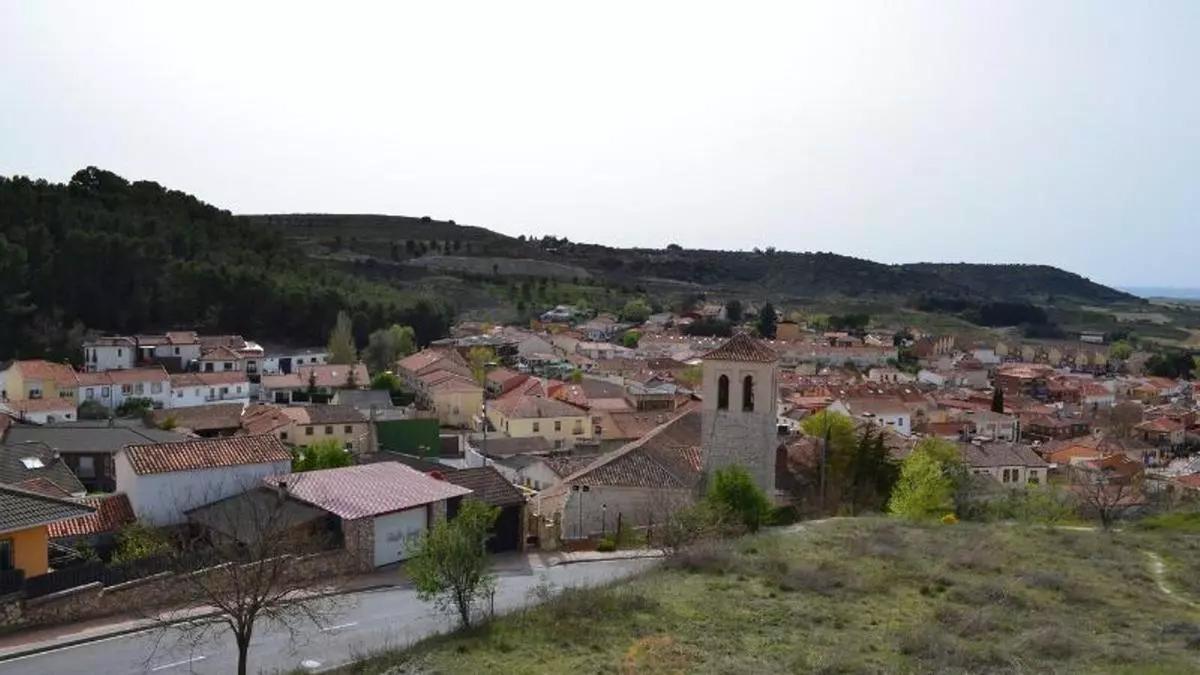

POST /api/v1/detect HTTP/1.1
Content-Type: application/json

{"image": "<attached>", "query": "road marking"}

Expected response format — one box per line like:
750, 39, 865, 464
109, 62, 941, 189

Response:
320, 622, 359, 632
300, 658, 323, 669
151, 655, 206, 671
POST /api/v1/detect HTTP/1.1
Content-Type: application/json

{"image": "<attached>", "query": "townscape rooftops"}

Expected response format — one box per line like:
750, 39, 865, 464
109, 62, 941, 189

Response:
11, 360, 79, 387
475, 435, 554, 457
489, 394, 585, 420
959, 441, 1048, 468
0, 442, 86, 496
702, 333, 779, 363
4, 422, 190, 455
124, 434, 291, 476
0, 483, 96, 534
442, 466, 526, 507
283, 404, 367, 426
557, 409, 703, 490
169, 371, 249, 387
149, 402, 245, 432
264, 461, 472, 520
77, 366, 171, 387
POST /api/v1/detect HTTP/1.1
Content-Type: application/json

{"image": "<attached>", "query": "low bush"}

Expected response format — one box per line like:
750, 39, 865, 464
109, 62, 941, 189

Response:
662, 541, 737, 575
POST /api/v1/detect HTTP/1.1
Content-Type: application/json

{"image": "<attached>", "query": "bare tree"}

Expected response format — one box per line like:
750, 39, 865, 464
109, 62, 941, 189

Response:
1071, 466, 1143, 530
148, 482, 351, 675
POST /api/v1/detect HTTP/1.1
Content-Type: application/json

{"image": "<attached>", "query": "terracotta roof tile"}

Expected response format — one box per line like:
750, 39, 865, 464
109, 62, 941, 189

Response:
264, 462, 472, 519
124, 434, 291, 476
11, 360, 79, 387
702, 333, 778, 363
0, 484, 95, 533
47, 493, 135, 539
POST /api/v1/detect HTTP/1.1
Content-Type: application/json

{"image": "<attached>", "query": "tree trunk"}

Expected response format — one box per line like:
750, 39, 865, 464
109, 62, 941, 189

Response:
237, 627, 252, 675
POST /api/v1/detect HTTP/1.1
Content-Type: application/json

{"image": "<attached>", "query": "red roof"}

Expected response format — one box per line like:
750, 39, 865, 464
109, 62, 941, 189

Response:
47, 494, 135, 539
12, 360, 79, 387
124, 435, 292, 476
1136, 417, 1184, 433
702, 333, 778, 363
264, 462, 472, 520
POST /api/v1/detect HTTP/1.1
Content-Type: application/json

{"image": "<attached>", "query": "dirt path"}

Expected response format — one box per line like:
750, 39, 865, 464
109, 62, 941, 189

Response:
1145, 550, 1198, 608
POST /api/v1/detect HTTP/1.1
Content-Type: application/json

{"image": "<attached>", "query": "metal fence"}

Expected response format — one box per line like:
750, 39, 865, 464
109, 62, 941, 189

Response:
21, 554, 177, 599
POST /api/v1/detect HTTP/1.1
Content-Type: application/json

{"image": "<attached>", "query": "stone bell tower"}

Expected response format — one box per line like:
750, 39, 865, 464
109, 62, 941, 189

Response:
700, 332, 780, 495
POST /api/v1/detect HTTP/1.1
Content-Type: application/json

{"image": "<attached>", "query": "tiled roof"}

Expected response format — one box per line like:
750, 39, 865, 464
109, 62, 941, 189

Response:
200, 345, 243, 361
442, 467, 526, 507
283, 404, 367, 426
960, 442, 1048, 468
264, 462, 472, 520
4, 422, 189, 456
150, 403, 245, 432
1136, 417, 1184, 433
14, 477, 74, 498
47, 493, 135, 539
124, 434, 292, 476
299, 363, 370, 389
559, 409, 702, 489
0, 442, 86, 495
489, 394, 585, 420
240, 404, 294, 435
1, 398, 76, 413
702, 333, 778, 363
11, 360, 79, 387
0, 484, 96, 534
170, 371, 249, 387
475, 436, 554, 457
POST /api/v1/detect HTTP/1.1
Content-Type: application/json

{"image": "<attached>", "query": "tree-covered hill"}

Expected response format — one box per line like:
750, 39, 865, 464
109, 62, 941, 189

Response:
0, 168, 451, 361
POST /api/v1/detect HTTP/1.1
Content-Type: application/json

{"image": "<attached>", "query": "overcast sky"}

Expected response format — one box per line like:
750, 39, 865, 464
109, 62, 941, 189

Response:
3, 1, 1197, 288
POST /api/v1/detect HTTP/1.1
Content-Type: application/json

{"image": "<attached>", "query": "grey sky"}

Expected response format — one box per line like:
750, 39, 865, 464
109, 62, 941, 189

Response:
3, 1, 1196, 287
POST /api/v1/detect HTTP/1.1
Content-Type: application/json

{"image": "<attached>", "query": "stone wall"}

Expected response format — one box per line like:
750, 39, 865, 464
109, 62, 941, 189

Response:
342, 517, 375, 571
18, 550, 357, 628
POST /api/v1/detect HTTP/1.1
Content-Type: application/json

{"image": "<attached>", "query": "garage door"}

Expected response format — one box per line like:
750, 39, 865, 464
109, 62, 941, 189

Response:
372, 507, 427, 566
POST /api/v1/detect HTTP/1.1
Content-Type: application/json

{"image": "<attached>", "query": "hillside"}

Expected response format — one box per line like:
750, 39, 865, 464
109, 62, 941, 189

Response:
339, 519, 1200, 674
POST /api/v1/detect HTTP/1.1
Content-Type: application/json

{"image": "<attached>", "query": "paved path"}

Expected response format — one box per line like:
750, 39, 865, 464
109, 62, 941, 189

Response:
0, 558, 652, 675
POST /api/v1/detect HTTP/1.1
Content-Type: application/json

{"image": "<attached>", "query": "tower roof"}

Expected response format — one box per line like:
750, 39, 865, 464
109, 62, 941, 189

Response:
702, 333, 778, 363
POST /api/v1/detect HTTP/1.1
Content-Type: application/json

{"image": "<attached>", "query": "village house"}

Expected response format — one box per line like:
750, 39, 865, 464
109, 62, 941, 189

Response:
4, 421, 189, 492
115, 434, 294, 526
960, 440, 1049, 485
1, 360, 79, 403
420, 371, 484, 429
77, 366, 172, 411
828, 398, 913, 436
131, 331, 203, 371
487, 394, 591, 449
1135, 416, 1186, 448
81, 336, 137, 372
0, 441, 87, 497
259, 346, 330, 375
168, 371, 252, 407
150, 403, 246, 437
259, 363, 370, 404
1023, 415, 1091, 442
440, 466, 527, 552
994, 363, 1055, 399
279, 404, 371, 451
0, 485, 95, 581
0, 398, 77, 424
46, 493, 136, 558
262, 462, 472, 567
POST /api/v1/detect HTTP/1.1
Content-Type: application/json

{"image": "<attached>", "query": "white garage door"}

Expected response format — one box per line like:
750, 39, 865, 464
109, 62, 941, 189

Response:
373, 507, 428, 566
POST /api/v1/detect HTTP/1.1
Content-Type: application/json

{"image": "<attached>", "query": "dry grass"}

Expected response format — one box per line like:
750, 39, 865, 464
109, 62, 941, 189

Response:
335, 519, 1200, 674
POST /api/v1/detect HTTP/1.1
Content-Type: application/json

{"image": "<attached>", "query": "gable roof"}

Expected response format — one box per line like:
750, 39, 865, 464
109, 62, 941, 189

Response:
283, 404, 367, 426
123, 434, 292, 476
475, 435, 555, 457
4, 422, 190, 455
11, 360, 80, 387
170, 371, 249, 387
702, 333, 779, 363
557, 409, 702, 490
0, 442, 86, 496
959, 442, 1048, 468
489, 394, 585, 420
149, 403, 245, 433
47, 493, 135, 539
264, 462, 472, 519
442, 466, 526, 507
0, 484, 96, 534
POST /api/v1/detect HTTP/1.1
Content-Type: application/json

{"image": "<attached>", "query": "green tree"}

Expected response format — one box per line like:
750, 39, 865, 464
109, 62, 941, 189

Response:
408, 499, 499, 628
467, 346, 496, 387
622, 330, 641, 348
706, 465, 772, 532
991, 387, 1005, 413
1108, 340, 1133, 362
292, 439, 352, 472
111, 523, 172, 563
757, 302, 777, 339
847, 426, 900, 514
621, 298, 652, 323
570, 368, 584, 384
888, 438, 963, 520
116, 397, 154, 417
327, 310, 357, 364
362, 324, 417, 373
371, 371, 402, 392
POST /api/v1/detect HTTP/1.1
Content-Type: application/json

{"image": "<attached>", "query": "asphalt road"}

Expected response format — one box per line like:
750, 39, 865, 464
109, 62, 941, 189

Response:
0, 559, 652, 675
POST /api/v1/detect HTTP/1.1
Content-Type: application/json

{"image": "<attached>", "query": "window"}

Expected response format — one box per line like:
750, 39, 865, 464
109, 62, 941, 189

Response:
135, 383, 145, 395
86, 388, 95, 400
574, 422, 584, 435
204, 363, 214, 372
220, 387, 229, 395
77, 456, 96, 479
174, 347, 180, 355
345, 442, 353, 450
344, 425, 352, 433
554, 421, 562, 432
742, 375, 754, 412
121, 384, 132, 395
280, 432, 288, 441
151, 382, 162, 394
102, 386, 110, 397
1028, 471, 1040, 485
117, 348, 123, 357
717, 375, 729, 410
0, 539, 13, 571
223, 362, 233, 371
325, 425, 333, 435
532, 422, 540, 433
29, 388, 42, 399
305, 426, 314, 436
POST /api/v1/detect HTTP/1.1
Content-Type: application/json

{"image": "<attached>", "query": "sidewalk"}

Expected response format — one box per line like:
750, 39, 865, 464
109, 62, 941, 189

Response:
546, 547, 665, 566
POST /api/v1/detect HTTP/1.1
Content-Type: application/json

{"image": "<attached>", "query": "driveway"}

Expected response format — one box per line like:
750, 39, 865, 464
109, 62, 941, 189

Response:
0, 558, 653, 674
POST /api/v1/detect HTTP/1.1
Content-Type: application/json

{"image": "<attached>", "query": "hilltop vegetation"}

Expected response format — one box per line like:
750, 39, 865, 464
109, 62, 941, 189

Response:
339, 519, 1200, 675
0, 169, 451, 361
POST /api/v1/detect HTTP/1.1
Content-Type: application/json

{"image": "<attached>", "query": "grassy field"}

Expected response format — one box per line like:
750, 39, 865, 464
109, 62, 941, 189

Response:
339, 518, 1200, 674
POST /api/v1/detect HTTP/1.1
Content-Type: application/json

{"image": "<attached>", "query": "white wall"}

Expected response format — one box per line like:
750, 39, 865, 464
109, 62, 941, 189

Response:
84, 346, 136, 372
116, 452, 292, 526
169, 382, 251, 408
78, 379, 171, 410
560, 485, 692, 539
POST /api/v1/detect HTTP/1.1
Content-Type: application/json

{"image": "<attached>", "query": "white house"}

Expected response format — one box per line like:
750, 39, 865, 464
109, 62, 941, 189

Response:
82, 336, 137, 372
115, 435, 293, 526
0, 398, 77, 424
260, 347, 330, 375
828, 398, 913, 436
168, 372, 252, 408
77, 366, 172, 411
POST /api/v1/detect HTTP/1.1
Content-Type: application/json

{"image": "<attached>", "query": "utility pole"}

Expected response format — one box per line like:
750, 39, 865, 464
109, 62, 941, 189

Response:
819, 423, 830, 514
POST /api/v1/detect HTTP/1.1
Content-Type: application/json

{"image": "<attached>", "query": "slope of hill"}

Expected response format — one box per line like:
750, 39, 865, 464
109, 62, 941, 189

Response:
339, 519, 1200, 674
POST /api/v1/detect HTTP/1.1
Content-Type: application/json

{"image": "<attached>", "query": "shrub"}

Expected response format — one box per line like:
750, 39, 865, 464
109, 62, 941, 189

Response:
706, 466, 772, 532
596, 538, 617, 553
941, 513, 959, 525
111, 523, 172, 563
77, 400, 111, 420
663, 541, 737, 575
115, 397, 154, 417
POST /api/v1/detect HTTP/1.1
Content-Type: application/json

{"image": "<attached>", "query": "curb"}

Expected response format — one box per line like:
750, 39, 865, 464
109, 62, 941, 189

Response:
0, 583, 399, 663
548, 551, 665, 566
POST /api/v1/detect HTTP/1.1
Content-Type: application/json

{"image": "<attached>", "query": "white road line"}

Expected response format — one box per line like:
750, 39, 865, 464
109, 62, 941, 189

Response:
150, 655, 206, 671
320, 622, 359, 632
